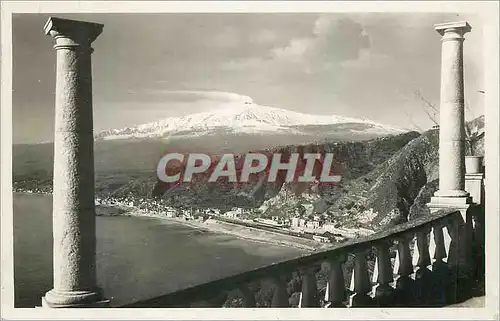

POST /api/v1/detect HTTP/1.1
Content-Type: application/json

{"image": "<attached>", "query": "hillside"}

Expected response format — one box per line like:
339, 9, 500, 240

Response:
13, 131, 419, 211
322, 129, 439, 229
320, 115, 485, 230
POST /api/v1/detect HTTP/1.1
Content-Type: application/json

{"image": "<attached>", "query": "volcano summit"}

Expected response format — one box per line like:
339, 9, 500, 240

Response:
95, 101, 408, 142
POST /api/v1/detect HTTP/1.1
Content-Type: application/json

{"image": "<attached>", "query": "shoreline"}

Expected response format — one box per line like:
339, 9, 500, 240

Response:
14, 191, 323, 252
98, 207, 324, 252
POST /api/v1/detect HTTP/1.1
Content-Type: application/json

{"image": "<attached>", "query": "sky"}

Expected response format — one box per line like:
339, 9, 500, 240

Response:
12, 12, 485, 144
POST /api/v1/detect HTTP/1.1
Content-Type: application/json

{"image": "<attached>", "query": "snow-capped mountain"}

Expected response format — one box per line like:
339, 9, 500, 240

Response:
96, 101, 408, 141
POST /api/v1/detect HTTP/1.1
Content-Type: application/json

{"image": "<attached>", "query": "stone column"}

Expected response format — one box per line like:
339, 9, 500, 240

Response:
431, 21, 472, 206
41, 17, 108, 308
427, 22, 476, 279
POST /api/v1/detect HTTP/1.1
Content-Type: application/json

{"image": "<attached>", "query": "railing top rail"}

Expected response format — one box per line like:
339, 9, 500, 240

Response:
123, 208, 462, 307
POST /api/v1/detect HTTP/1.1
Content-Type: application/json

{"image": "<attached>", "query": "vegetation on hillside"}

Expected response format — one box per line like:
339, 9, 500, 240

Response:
322, 115, 484, 230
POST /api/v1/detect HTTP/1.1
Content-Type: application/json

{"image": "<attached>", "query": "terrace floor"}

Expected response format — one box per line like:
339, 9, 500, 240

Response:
445, 276, 485, 308
448, 296, 486, 307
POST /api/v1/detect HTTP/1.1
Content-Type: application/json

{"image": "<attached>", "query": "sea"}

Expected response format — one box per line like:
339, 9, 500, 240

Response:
13, 193, 305, 307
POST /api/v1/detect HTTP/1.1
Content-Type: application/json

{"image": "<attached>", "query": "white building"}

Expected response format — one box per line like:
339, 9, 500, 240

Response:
306, 221, 321, 229
165, 209, 177, 218
312, 235, 331, 243
204, 208, 221, 216
255, 218, 280, 227
231, 207, 244, 215
322, 223, 337, 233
224, 211, 241, 219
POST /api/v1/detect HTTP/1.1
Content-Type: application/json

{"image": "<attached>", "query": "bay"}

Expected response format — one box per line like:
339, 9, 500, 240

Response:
13, 193, 305, 307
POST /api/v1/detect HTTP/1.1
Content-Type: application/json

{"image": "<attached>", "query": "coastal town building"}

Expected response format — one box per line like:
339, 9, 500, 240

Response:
312, 234, 331, 243
224, 211, 241, 219
165, 209, 177, 218
254, 218, 281, 227
305, 220, 321, 229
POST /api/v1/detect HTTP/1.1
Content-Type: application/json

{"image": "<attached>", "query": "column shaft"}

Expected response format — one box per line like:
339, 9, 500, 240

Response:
438, 35, 466, 194
52, 46, 96, 292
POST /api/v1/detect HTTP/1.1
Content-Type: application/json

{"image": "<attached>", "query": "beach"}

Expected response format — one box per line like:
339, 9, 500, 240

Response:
96, 204, 326, 251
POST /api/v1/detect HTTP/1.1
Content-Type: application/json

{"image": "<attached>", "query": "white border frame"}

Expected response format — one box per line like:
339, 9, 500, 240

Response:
1, 1, 498, 320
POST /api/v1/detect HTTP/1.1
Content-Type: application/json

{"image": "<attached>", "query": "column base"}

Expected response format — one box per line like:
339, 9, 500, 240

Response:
428, 195, 472, 207
427, 195, 472, 222
465, 173, 484, 179
41, 288, 110, 308
433, 189, 470, 198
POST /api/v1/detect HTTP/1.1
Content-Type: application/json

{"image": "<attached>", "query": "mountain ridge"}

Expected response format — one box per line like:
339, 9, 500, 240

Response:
95, 102, 409, 141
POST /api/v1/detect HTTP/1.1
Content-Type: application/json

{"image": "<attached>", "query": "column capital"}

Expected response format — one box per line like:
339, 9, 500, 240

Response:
434, 21, 471, 40
44, 17, 103, 50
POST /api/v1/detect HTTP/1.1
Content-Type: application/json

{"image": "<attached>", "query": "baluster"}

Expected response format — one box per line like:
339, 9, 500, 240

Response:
471, 211, 484, 256
444, 217, 459, 268
471, 208, 485, 279
443, 212, 475, 305
410, 228, 433, 305
348, 250, 372, 307
429, 222, 452, 266
371, 241, 394, 305
324, 255, 347, 308
393, 235, 413, 285
472, 207, 485, 248
239, 285, 256, 308
426, 221, 454, 306
445, 210, 475, 278
298, 266, 320, 307
458, 208, 476, 279
270, 274, 289, 307
411, 228, 432, 279
392, 235, 414, 306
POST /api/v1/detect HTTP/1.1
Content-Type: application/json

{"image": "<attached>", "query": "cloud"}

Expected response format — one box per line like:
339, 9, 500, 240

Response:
271, 38, 314, 62
269, 15, 371, 72
218, 15, 375, 79
313, 14, 338, 36
146, 90, 254, 104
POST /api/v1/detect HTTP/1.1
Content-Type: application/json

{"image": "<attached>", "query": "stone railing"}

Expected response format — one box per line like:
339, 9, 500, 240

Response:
122, 206, 484, 308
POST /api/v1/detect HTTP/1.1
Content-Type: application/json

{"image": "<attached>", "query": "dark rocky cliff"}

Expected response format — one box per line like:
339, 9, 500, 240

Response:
323, 115, 484, 230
